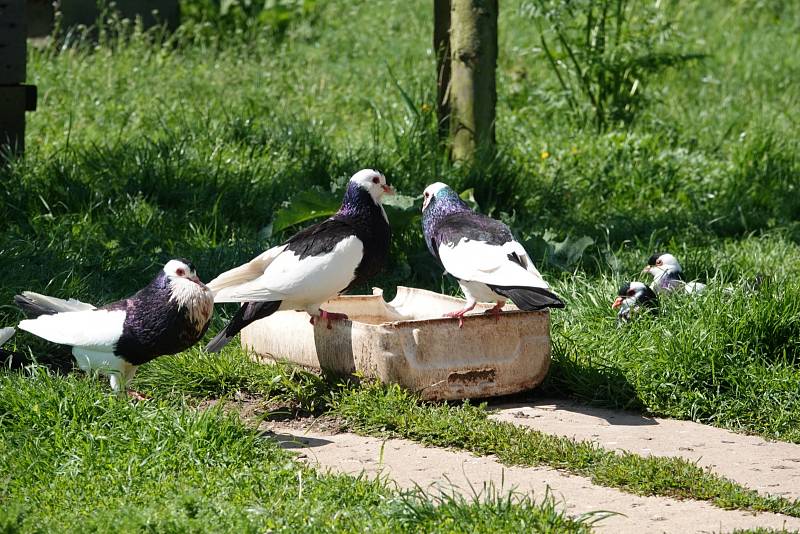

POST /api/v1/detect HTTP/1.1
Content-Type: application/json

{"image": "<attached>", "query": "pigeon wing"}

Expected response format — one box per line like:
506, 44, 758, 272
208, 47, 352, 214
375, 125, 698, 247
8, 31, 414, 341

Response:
434, 213, 550, 290
19, 308, 126, 348
213, 218, 364, 303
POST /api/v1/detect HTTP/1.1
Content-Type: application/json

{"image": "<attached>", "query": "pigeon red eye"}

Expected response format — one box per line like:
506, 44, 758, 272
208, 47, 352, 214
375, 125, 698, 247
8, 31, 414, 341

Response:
372, 177, 380, 184
176, 268, 185, 277
424, 192, 429, 197
656, 260, 663, 266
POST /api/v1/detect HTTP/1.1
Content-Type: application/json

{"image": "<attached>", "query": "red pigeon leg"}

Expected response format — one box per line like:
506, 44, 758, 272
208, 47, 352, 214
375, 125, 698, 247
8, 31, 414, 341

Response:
484, 301, 505, 322
318, 309, 349, 329
444, 302, 476, 329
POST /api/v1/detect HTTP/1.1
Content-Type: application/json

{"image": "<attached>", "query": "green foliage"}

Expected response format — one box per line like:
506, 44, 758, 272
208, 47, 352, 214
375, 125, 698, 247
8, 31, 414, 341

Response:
546, 237, 800, 442
270, 187, 341, 234
178, 0, 319, 43
134, 346, 332, 412
0, 370, 590, 533
522, 0, 705, 130
1, 4, 800, 526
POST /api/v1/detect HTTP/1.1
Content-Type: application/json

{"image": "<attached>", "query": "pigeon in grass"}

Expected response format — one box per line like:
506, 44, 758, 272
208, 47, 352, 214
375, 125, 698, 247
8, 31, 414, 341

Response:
205, 169, 393, 352
643, 252, 706, 294
15, 259, 213, 397
421, 182, 564, 327
612, 281, 658, 324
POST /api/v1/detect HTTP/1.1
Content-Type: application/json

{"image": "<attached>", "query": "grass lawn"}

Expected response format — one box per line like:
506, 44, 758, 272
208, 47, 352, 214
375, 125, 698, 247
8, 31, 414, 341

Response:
2, 0, 800, 529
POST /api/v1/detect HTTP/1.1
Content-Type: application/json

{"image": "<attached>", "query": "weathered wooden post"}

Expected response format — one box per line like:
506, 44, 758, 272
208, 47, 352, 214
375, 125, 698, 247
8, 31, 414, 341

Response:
442, 0, 497, 162
434, 0, 451, 141
0, 0, 37, 155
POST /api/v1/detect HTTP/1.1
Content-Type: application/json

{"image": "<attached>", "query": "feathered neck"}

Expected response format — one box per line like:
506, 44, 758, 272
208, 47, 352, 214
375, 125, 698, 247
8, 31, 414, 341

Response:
337, 182, 387, 223
422, 188, 471, 236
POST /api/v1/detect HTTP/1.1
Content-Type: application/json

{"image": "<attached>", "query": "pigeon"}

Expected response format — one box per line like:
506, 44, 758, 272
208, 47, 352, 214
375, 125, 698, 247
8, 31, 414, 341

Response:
421, 182, 564, 327
0, 327, 14, 347
14, 259, 213, 396
0, 327, 16, 361
612, 281, 659, 323
205, 169, 394, 352
643, 253, 706, 294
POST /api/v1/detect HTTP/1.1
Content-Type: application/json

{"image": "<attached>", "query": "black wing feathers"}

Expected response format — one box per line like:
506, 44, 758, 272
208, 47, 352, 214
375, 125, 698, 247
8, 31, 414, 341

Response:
284, 218, 360, 260
434, 211, 514, 248
205, 300, 282, 353
489, 285, 565, 311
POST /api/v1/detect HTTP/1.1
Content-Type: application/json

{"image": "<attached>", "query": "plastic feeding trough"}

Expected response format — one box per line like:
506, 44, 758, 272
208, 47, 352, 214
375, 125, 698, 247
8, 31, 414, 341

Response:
240, 286, 552, 400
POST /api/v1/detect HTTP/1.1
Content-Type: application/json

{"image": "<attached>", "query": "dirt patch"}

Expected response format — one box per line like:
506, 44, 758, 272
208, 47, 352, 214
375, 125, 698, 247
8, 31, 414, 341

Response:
490, 399, 800, 500
197, 396, 346, 433
264, 422, 800, 534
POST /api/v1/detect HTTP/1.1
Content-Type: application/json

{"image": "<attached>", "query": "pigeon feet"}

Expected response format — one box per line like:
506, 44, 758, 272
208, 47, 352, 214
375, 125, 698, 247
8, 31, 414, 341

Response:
444, 304, 476, 329
315, 309, 349, 329
127, 389, 149, 402
483, 301, 505, 323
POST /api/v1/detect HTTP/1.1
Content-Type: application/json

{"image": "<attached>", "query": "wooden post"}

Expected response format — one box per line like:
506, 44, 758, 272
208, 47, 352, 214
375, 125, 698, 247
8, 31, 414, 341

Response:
0, 0, 37, 155
448, 0, 497, 161
434, 0, 451, 141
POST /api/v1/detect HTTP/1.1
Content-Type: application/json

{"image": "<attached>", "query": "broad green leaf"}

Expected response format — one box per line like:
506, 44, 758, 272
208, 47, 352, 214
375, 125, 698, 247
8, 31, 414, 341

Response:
272, 188, 340, 234
459, 188, 479, 210
382, 192, 418, 210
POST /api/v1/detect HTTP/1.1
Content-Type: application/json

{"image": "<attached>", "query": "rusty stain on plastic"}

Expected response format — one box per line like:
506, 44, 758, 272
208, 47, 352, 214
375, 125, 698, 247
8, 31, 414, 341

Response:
241, 286, 552, 400
448, 368, 496, 385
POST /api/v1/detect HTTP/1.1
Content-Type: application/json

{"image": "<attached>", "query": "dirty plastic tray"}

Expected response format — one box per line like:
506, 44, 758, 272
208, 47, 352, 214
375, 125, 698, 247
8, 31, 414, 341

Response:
240, 286, 551, 400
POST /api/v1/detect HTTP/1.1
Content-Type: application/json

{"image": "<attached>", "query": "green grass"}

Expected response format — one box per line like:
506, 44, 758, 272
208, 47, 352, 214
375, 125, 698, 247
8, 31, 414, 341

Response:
0, 369, 592, 533
2, 0, 800, 528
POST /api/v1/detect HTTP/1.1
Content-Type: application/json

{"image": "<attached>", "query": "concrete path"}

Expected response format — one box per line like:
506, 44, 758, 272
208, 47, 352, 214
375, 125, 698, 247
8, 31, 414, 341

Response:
265, 423, 800, 534
491, 399, 800, 500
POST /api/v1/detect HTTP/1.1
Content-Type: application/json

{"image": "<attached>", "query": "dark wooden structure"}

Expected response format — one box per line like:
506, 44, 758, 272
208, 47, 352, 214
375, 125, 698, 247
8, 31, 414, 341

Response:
0, 0, 36, 155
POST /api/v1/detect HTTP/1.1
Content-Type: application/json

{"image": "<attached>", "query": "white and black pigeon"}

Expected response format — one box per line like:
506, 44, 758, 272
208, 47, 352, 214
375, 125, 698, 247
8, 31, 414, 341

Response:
421, 182, 564, 327
643, 252, 706, 294
14, 259, 213, 396
612, 281, 659, 323
205, 169, 394, 352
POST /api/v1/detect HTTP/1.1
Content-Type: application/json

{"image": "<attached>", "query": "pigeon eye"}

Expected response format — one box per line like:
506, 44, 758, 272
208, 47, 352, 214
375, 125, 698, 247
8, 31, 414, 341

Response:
372, 176, 380, 184
424, 192, 429, 197
656, 259, 663, 266
176, 268, 185, 277
627, 289, 635, 296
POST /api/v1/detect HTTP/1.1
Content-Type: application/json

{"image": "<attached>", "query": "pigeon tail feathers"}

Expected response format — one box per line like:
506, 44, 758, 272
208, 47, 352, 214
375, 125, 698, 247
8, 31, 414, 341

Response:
14, 292, 96, 318
207, 245, 287, 296
205, 300, 282, 353
0, 327, 14, 347
489, 285, 565, 311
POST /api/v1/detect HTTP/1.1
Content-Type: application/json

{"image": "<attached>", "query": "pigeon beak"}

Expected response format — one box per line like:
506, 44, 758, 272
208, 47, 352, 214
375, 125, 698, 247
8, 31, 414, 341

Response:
612, 297, 624, 309
382, 184, 395, 195
641, 265, 651, 274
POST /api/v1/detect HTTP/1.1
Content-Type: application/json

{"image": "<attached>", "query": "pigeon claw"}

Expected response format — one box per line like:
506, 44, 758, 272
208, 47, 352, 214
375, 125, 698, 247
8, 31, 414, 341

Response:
444, 304, 476, 329
484, 302, 505, 323
318, 309, 349, 330
127, 389, 149, 402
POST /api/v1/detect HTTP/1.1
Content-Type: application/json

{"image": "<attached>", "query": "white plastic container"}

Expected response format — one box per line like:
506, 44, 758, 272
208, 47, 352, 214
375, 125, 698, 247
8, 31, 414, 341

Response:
241, 286, 551, 400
